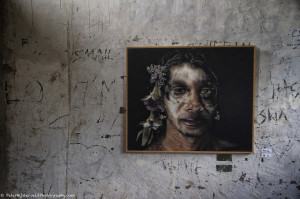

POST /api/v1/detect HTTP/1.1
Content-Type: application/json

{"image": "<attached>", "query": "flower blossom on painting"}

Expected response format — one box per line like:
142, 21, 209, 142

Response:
136, 64, 168, 146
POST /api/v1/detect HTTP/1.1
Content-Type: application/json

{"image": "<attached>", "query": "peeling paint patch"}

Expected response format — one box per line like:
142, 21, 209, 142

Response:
119, 107, 126, 114
216, 154, 232, 161
216, 165, 232, 172
136, 159, 146, 167
175, 186, 180, 189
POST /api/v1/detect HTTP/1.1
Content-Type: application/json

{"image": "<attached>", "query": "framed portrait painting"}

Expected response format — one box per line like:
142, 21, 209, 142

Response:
126, 46, 255, 153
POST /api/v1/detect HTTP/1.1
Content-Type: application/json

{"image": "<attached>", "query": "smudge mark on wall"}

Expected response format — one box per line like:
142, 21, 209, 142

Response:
21, 38, 28, 47
239, 173, 247, 182
101, 134, 111, 138
133, 35, 140, 42
185, 185, 191, 189
100, 134, 120, 139
187, 180, 194, 186
49, 72, 60, 83
198, 186, 206, 189
216, 165, 232, 172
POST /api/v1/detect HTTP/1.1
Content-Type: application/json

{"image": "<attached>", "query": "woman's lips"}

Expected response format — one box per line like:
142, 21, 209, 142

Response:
180, 118, 204, 126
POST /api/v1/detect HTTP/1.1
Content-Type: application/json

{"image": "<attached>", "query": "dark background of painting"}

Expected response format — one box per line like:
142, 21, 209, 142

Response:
127, 47, 254, 152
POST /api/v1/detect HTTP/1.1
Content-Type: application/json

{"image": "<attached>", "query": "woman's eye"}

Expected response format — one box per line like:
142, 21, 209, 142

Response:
200, 88, 212, 95
172, 87, 188, 96
200, 88, 215, 100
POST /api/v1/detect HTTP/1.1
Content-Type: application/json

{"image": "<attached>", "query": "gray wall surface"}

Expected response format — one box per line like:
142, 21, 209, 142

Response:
1, 0, 300, 198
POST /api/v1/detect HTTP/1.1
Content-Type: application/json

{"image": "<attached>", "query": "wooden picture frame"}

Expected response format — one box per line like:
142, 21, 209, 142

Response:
126, 46, 255, 153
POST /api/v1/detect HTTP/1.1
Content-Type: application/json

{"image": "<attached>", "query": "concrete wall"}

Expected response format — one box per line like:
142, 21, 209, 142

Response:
1, 0, 300, 198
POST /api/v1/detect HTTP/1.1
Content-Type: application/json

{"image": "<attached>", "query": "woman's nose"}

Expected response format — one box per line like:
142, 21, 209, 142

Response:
185, 90, 205, 111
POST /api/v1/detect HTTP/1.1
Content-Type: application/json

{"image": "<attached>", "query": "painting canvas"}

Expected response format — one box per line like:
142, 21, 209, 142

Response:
126, 46, 255, 153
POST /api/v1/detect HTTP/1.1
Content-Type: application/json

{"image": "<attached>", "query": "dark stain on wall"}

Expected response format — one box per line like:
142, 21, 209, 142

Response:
101, 134, 112, 138
198, 186, 206, 190
290, 181, 297, 185
185, 185, 191, 189
133, 35, 140, 42
239, 173, 247, 182
216, 165, 232, 172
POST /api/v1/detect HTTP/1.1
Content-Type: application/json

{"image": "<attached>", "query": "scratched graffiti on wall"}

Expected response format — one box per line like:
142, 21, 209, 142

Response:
72, 48, 113, 63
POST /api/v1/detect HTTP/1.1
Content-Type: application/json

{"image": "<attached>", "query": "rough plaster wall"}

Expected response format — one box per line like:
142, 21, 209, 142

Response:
1, 0, 300, 198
